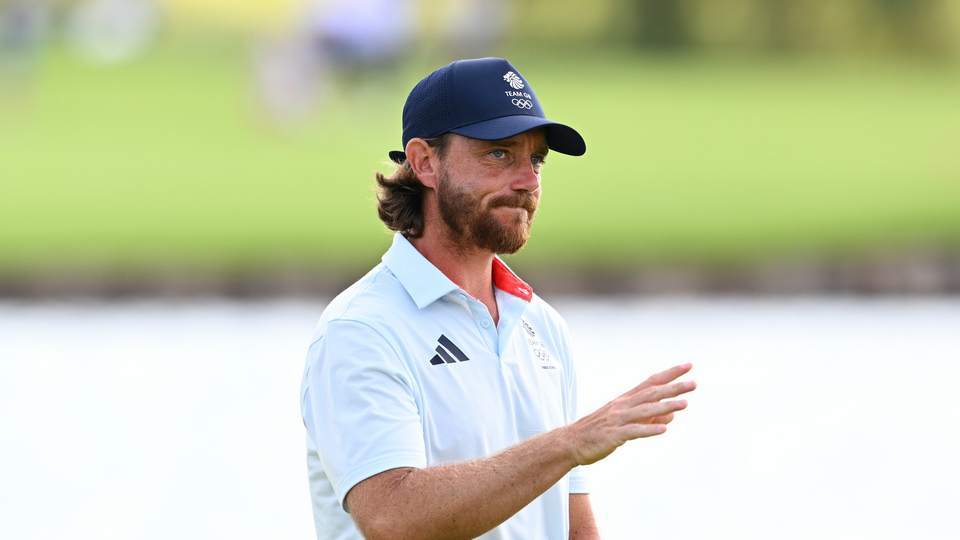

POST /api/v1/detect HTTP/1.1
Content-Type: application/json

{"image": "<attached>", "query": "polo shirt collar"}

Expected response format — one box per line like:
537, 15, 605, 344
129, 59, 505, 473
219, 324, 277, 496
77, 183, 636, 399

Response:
383, 233, 459, 309
382, 233, 534, 310
492, 257, 533, 302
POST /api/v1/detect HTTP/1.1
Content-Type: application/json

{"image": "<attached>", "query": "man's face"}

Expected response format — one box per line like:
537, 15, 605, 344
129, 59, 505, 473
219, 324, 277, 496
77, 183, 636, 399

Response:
434, 130, 548, 255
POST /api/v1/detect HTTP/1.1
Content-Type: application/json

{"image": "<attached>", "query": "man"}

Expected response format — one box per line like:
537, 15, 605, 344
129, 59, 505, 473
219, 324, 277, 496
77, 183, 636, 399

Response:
300, 57, 696, 540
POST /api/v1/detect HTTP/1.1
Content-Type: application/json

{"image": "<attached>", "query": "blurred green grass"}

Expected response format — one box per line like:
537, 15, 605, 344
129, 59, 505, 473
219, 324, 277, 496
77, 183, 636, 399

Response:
2, 42, 959, 279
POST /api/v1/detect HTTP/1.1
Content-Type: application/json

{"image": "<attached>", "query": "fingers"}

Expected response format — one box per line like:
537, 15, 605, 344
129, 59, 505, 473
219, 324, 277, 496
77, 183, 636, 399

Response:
627, 363, 694, 395
626, 423, 668, 439
623, 379, 696, 409
648, 412, 675, 425
569, 365, 695, 465
621, 399, 687, 425
599, 406, 681, 450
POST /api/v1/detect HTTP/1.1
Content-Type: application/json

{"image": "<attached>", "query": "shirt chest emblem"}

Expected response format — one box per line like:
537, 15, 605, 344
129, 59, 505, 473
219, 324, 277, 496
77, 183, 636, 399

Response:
520, 319, 557, 370
429, 334, 471, 365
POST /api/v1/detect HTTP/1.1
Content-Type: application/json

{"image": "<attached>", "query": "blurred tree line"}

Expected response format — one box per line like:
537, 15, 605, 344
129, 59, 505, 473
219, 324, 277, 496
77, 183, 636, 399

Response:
515, 0, 960, 56
10, 1, 957, 58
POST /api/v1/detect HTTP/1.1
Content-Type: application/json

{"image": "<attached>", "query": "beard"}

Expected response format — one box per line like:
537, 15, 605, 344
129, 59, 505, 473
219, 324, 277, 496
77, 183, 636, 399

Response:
436, 168, 539, 255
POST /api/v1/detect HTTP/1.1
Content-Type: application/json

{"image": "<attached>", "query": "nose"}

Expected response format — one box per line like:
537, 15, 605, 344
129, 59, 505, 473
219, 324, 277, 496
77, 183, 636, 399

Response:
512, 158, 541, 194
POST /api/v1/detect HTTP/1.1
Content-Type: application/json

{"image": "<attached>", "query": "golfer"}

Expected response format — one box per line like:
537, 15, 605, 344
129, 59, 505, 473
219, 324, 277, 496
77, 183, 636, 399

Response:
300, 57, 696, 540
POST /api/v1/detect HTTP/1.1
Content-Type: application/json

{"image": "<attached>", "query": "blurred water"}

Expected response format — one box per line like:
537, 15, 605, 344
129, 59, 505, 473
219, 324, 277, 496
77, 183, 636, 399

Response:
1, 297, 958, 539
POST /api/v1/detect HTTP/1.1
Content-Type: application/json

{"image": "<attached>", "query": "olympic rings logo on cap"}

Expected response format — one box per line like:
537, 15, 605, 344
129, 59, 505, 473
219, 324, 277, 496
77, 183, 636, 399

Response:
511, 98, 533, 109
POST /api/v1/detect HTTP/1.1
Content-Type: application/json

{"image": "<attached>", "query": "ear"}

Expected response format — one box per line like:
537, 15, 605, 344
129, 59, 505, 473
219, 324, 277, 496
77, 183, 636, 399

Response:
405, 138, 439, 190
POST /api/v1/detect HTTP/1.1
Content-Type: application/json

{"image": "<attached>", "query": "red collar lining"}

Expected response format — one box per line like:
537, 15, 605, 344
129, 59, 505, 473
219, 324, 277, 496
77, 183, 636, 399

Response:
492, 258, 533, 302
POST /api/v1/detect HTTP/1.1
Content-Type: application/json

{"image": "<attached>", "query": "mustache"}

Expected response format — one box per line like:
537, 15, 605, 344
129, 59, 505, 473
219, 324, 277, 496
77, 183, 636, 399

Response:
487, 192, 538, 213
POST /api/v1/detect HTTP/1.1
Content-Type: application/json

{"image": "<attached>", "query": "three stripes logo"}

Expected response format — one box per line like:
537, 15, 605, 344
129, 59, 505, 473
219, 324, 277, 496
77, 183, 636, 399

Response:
429, 334, 470, 365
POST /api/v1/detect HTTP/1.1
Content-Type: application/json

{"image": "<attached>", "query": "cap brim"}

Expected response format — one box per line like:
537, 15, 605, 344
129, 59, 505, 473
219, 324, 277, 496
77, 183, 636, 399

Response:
451, 115, 586, 156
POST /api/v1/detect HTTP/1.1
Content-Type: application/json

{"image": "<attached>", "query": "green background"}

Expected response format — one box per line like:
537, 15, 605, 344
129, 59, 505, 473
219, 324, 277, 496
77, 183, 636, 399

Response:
2, 39, 959, 282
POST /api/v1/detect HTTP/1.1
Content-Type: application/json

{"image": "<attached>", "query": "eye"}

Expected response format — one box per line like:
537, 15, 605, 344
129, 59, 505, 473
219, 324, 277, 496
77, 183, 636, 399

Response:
490, 149, 506, 158
531, 155, 546, 166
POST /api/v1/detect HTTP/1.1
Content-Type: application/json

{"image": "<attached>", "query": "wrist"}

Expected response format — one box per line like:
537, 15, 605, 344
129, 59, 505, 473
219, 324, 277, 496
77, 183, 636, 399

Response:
542, 423, 584, 469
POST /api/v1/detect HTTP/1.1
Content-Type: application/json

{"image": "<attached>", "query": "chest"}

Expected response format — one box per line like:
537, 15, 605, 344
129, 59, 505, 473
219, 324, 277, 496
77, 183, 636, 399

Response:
398, 313, 567, 463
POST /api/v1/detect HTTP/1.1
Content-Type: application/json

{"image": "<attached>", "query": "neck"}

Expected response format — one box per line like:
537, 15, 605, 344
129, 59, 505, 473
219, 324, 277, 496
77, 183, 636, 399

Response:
408, 224, 500, 325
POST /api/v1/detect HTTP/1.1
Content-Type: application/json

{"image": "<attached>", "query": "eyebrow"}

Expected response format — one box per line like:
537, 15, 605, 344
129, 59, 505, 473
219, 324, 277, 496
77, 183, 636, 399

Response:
482, 138, 550, 155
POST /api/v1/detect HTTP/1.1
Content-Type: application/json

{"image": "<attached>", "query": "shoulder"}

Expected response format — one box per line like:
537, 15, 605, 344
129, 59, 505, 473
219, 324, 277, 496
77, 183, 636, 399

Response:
309, 263, 416, 345
302, 263, 422, 394
524, 293, 569, 335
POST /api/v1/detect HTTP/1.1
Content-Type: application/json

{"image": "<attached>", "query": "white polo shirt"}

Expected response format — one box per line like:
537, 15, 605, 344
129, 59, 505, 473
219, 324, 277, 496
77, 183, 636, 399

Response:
300, 233, 587, 540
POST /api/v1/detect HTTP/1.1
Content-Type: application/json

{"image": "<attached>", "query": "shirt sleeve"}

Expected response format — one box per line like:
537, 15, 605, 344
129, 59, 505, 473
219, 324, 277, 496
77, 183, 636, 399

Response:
302, 318, 427, 510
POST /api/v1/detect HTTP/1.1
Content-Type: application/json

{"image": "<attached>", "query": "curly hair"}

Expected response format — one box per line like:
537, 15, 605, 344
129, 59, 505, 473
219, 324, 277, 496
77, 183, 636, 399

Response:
375, 134, 452, 238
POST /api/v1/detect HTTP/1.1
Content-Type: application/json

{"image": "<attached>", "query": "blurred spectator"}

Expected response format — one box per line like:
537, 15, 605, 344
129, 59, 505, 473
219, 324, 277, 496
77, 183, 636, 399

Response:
0, 0, 50, 109
252, 0, 417, 125
439, 0, 514, 58
308, 0, 415, 75
0, 0, 50, 62
63, 0, 161, 64
253, 33, 326, 126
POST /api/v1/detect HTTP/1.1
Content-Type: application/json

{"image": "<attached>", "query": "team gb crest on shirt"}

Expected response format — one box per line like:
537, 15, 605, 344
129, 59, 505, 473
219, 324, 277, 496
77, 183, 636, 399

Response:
503, 71, 524, 89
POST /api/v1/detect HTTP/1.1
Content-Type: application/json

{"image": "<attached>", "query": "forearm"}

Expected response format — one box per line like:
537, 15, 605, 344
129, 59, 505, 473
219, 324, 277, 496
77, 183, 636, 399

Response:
569, 493, 601, 539
348, 424, 580, 540
347, 364, 695, 540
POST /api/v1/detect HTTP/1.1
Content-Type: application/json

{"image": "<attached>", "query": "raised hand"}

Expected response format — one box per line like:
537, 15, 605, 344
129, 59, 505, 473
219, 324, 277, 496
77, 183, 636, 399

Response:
568, 363, 696, 466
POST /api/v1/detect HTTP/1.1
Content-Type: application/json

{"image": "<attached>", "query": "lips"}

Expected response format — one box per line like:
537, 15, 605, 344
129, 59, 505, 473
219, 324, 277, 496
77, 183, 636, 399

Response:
488, 193, 538, 214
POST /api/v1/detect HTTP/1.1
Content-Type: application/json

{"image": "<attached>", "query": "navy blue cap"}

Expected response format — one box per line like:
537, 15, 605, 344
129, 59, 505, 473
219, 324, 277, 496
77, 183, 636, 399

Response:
389, 57, 585, 163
